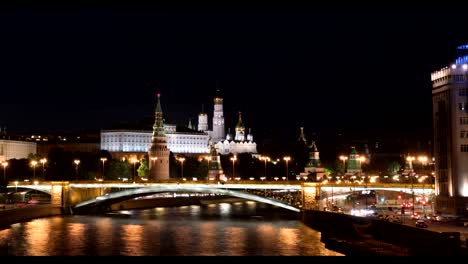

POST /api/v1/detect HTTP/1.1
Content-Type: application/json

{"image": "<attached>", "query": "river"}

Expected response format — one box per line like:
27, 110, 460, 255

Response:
0, 200, 343, 256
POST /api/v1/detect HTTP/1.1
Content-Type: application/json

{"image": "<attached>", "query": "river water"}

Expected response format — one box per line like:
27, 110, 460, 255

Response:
0, 201, 343, 256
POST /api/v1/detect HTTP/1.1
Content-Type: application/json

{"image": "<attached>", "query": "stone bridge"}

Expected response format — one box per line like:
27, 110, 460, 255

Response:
6, 181, 434, 213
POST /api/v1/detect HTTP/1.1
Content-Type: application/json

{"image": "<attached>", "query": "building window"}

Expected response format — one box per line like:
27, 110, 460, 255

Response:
461, 116, 468, 124
459, 102, 468, 112
454, 75, 466, 82
462, 144, 468, 152
460, 88, 468, 96
461, 131, 468, 138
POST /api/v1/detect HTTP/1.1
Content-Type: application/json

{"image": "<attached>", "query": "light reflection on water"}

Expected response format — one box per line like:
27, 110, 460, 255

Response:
0, 201, 343, 256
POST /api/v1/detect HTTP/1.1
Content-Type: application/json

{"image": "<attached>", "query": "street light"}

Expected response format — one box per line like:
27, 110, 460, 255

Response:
178, 157, 186, 178
204, 156, 211, 180
328, 175, 334, 206
406, 155, 416, 215
74, 159, 80, 181
40, 158, 47, 180
357, 156, 367, 208
283, 156, 290, 181
339, 155, 348, 178
100, 157, 107, 181
259, 156, 270, 180
31, 160, 37, 181
131, 158, 139, 182
2, 162, 8, 185
230, 155, 237, 179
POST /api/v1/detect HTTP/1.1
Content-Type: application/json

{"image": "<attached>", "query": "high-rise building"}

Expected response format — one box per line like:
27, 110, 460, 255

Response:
431, 44, 468, 215
148, 93, 170, 180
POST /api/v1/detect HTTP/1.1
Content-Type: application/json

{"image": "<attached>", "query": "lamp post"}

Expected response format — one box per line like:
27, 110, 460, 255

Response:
339, 155, 348, 178
260, 156, 270, 180
31, 160, 37, 181
406, 155, 416, 215
131, 158, 138, 182
40, 158, 47, 180
204, 156, 211, 180
2, 162, 8, 185
230, 155, 237, 179
74, 159, 80, 181
327, 175, 334, 207
357, 156, 367, 208
178, 157, 185, 178
100, 157, 107, 181
283, 156, 290, 181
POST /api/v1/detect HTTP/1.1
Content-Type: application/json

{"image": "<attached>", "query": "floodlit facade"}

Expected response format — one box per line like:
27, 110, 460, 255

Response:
0, 139, 36, 160
431, 44, 468, 215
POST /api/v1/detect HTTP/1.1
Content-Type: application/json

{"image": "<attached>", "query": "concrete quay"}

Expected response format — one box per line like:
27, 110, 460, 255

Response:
302, 209, 468, 256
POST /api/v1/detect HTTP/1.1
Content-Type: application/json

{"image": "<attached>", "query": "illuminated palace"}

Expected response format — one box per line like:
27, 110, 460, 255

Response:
431, 44, 468, 215
100, 91, 257, 160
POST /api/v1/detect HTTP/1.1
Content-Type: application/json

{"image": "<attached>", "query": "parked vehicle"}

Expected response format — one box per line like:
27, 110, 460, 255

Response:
415, 219, 428, 228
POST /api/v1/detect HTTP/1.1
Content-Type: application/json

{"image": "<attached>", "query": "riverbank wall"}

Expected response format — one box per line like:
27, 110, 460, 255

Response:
0, 205, 67, 229
302, 209, 466, 256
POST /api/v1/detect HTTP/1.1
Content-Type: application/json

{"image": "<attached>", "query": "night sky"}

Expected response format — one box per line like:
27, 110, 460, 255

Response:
2, 4, 468, 149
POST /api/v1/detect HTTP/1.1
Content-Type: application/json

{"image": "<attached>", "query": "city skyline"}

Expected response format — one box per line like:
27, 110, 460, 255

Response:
1, 4, 468, 146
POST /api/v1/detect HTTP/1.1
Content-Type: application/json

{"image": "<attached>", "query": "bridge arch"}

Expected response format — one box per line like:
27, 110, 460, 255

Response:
74, 185, 301, 213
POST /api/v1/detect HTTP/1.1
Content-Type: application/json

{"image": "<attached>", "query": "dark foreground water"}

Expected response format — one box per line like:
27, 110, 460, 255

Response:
0, 201, 343, 256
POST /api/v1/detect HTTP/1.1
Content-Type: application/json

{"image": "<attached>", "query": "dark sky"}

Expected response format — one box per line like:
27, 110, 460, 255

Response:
1, 4, 468, 145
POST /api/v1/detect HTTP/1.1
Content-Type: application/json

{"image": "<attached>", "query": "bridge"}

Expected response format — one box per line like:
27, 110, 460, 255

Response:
6, 180, 434, 214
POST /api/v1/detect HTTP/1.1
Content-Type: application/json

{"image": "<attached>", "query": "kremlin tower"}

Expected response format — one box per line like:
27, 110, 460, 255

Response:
148, 93, 170, 180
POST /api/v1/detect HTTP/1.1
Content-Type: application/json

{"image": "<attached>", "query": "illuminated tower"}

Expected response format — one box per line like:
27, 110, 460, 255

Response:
431, 44, 468, 215
198, 104, 208, 132
148, 93, 170, 180
207, 143, 224, 181
347, 146, 360, 175
212, 89, 225, 143
234, 111, 245, 141
303, 140, 325, 181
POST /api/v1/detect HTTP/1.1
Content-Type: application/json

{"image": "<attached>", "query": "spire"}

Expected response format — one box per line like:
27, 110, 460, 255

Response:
309, 140, 318, 152
188, 118, 193, 130
298, 127, 307, 145
155, 93, 162, 113
214, 88, 223, 103
305, 140, 321, 168
152, 93, 165, 137
234, 111, 246, 141
236, 111, 244, 129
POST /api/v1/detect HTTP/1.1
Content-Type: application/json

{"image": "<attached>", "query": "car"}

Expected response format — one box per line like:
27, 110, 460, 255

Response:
415, 219, 428, 228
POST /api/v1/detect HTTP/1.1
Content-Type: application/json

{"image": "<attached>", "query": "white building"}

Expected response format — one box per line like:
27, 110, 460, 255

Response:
101, 127, 210, 158
215, 112, 257, 155
431, 44, 468, 215
0, 139, 37, 161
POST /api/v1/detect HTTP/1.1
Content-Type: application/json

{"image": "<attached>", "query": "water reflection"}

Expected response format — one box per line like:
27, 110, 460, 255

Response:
0, 201, 343, 256
25, 218, 52, 256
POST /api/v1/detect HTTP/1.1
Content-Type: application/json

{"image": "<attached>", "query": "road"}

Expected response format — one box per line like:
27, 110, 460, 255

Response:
402, 217, 468, 247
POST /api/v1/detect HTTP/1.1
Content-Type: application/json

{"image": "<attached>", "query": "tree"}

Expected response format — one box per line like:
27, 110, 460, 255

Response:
387, 161, 401, 175
107, 159, 131, 180
137, 158, 150, 178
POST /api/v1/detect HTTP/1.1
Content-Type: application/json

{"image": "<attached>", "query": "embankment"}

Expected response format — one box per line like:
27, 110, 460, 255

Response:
0, 205, 67, 229
302, 210, 466, 256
